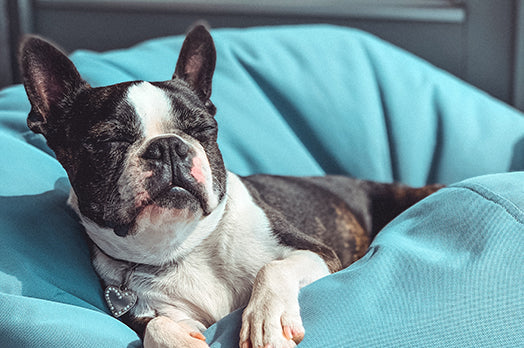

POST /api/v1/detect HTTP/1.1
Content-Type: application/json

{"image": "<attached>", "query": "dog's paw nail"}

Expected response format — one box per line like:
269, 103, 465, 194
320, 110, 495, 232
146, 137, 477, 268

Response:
291, 329, 305, 344
293, 327, 304, 336
283, 326, 293, 340
281, 313, 304, 343
282, 324, 304, 344
240, 341, 251, 348
190, 331, 206, 341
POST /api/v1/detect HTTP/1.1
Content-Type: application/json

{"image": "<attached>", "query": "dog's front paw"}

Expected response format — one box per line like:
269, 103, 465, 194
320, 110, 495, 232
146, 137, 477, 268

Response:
144, 316, 209, 348
239, 262, 305, 348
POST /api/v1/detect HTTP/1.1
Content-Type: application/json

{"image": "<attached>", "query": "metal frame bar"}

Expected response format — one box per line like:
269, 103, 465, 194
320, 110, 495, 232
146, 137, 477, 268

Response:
36, 0, 466, 23
0, 0, 14, 89
513, 0, 524, 110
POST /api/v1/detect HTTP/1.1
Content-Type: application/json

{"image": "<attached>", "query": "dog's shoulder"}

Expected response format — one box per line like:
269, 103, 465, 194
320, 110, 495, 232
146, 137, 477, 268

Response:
239, 174, 372, 270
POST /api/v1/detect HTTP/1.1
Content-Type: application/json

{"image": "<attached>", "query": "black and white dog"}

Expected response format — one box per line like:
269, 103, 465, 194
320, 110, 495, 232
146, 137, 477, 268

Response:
20, 25, 441, 348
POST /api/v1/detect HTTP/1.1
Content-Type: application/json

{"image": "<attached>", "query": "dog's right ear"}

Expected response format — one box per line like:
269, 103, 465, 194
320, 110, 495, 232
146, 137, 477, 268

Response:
19, 36, 88, 135
174, 24, 216, 113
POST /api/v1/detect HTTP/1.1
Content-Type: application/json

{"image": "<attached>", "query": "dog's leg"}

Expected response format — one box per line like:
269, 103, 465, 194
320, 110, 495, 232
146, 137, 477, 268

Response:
144, 316, 209, 348
240, 250, 330, 348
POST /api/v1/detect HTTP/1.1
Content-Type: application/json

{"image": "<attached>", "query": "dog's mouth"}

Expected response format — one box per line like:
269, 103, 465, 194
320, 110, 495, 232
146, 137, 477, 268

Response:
152, 183, 205, 211
112, 181, 208, 237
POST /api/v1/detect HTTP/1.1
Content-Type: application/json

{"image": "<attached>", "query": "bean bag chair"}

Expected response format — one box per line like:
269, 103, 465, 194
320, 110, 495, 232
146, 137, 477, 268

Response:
1, 25, 522, 347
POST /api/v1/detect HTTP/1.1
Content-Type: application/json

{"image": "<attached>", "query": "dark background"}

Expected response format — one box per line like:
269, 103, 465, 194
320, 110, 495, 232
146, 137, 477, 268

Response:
2, 0, 523, 111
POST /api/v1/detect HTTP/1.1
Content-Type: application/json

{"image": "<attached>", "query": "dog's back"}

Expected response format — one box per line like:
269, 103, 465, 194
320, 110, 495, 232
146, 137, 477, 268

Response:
243, 175, 442, 268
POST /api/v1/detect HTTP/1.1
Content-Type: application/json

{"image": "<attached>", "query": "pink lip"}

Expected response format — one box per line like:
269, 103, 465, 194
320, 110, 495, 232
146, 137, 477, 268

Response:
190, 157, 206, 184
136, 202, 189, 226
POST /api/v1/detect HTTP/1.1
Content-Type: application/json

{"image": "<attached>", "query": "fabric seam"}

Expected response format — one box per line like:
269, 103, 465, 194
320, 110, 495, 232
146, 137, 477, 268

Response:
453, 183, 524, 226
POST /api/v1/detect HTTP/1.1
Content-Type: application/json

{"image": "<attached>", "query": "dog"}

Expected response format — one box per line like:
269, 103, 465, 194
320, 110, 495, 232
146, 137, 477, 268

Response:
20, 25, 442, 348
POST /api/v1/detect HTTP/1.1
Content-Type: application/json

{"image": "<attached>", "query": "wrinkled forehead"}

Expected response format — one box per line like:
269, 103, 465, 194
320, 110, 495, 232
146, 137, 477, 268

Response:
127, 81, 174, 138
76, 80, 202, 139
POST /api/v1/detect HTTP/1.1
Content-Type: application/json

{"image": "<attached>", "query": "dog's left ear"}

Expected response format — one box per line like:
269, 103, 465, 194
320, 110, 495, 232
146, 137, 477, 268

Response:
20, 36, 88, 135
174, 24, 216, 115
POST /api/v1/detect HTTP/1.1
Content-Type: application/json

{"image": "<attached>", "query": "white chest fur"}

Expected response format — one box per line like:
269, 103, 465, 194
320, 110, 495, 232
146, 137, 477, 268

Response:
89, 173, 292, 328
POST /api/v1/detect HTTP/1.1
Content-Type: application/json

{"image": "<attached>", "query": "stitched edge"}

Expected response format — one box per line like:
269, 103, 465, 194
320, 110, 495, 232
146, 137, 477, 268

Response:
452, 182, 524, 226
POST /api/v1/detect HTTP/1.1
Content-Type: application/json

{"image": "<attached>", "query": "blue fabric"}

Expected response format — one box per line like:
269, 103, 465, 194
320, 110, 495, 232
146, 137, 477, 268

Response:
0, 25, 523, 347
206, 172, 524, 347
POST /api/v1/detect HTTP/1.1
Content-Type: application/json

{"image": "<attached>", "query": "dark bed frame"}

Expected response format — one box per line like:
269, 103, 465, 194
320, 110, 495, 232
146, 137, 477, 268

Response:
1, 0, 523, 110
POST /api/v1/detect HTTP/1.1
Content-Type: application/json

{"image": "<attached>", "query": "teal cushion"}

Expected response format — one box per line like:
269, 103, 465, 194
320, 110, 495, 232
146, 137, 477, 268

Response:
206, 172, 524, 347
0, 25, 523, 347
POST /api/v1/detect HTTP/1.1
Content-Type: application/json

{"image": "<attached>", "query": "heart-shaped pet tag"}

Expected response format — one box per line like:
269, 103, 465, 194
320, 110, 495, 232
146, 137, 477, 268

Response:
104, 285, 138, 318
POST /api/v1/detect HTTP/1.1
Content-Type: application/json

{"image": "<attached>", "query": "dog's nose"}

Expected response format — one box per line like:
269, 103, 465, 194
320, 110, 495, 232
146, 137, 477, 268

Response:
141, 136, 190, 161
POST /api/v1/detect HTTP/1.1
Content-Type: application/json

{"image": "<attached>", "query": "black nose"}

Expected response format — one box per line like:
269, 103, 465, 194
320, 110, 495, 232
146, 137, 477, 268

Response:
141, 136, 190, 161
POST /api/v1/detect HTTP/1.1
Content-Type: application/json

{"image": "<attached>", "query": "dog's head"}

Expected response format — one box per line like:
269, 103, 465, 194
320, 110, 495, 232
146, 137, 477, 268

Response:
20, 26, 227, 264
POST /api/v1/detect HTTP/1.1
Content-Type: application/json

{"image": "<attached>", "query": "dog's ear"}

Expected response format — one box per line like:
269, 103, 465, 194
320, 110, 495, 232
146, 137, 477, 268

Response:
174, 24, 216, 114
20, 36, 88, 135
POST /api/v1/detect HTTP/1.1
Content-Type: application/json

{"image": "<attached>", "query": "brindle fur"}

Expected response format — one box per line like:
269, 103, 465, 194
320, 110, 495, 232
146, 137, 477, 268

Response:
243, 175, 443, 270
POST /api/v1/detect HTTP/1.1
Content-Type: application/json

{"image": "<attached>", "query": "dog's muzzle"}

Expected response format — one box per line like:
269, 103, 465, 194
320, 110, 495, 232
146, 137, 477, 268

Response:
111, 135, 212, 238
143, 136, 209, 207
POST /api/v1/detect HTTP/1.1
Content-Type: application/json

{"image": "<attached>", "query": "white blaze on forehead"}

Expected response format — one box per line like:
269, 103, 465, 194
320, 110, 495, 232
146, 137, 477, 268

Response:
127, 82, 172, 138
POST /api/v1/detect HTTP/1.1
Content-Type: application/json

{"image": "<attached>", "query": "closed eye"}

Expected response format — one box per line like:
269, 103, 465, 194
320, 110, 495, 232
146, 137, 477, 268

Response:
186, 125, 217, 141
102, 138, 134, 144
88, 120, 139, 146
189, 125, 215, 134
82, 137, 135, 152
